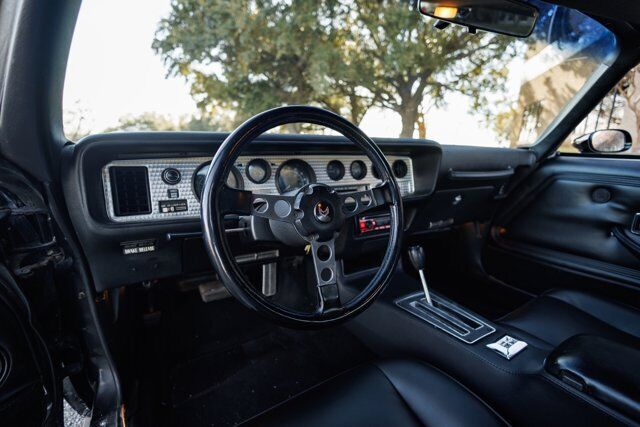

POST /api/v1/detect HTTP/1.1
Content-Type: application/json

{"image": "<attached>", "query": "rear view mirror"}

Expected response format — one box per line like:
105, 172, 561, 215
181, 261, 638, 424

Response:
417, 0, 539, 38
572, 129, 633, 154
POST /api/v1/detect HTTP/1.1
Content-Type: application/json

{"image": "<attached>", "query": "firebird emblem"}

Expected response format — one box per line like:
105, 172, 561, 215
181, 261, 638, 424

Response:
314, 202, 332, 223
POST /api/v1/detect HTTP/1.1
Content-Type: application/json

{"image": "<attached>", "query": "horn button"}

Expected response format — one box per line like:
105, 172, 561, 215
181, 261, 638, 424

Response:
293, 184, 345, 241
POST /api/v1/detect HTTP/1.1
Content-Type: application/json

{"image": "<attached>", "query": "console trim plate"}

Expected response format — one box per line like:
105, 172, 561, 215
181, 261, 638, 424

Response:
395, 291, 496, 344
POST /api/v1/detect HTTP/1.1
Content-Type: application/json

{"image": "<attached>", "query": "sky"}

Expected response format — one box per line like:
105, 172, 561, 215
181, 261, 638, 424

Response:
63, 0, 522, 146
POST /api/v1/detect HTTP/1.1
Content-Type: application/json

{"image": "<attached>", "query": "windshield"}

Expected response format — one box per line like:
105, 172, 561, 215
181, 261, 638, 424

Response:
63, 0, 616, 147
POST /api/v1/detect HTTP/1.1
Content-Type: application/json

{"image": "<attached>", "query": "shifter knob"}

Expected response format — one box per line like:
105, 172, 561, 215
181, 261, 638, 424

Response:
408, 245, 426, 271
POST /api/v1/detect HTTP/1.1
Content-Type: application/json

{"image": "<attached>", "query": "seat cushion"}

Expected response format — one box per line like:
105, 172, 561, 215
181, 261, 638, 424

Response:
499, 289, 640, 347
245, 359, 506, 427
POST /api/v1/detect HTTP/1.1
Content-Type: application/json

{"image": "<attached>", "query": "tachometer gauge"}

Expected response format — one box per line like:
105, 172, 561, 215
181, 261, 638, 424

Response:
276, 159, 316, 194
193, 163, 243, 200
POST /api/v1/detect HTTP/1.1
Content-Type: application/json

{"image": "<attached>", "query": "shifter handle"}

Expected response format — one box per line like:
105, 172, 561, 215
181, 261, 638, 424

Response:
407, 245, 432, 306
408, 245, 426, 271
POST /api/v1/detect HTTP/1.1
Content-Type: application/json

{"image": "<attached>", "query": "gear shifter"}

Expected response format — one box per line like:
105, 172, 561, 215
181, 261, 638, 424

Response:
398, 245, 496, 344
407, 245, 433, 306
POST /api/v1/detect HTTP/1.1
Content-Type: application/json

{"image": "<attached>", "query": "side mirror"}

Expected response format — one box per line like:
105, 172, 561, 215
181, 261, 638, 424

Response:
416, 0, 539, 38
572, 129, 633, 154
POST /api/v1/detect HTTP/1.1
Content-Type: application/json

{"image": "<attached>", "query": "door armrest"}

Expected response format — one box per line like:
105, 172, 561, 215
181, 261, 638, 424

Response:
545, 334, 640, 422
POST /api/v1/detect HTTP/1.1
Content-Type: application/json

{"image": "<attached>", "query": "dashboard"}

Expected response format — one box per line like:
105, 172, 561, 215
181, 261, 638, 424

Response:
61, 132, 535, 292
102, 154, 415, 223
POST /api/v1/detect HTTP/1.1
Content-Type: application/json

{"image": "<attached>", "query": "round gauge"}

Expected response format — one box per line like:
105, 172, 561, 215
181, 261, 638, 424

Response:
371, 165, 380, 179
326, 160, 345, 181
193, 163, 243, 200
246, 159, 271, 184
392, 160, 408, 178
276, 159, 316, 194
350, 160, 367, 180
226, 167, 242, 189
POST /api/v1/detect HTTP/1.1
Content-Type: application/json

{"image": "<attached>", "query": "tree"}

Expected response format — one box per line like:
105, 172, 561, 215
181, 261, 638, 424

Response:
348, 1, 516, 136
104, 112, 178, 132
153, 0, 367, 129
153, 0, 516, 137
64, 100, 91, 141
103, 112, 233, 132
616, 66, 640, 153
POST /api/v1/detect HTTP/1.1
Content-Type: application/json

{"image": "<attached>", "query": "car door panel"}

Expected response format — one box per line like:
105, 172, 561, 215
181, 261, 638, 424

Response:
486, 155, 640, 304
0, 265, 51, 425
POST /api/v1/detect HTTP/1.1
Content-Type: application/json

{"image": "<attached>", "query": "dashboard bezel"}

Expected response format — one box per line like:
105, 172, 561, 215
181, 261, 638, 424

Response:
101, 153, 418, 223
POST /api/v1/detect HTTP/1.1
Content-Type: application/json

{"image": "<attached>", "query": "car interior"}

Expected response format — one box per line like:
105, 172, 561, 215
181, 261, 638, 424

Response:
0, 0, 639, 426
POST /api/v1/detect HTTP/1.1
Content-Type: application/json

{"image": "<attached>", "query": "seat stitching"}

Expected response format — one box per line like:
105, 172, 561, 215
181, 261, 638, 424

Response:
371, 363, 427, 427
519, 294, 640, 343
546, 292, 640, 338
373, 361, 511, 426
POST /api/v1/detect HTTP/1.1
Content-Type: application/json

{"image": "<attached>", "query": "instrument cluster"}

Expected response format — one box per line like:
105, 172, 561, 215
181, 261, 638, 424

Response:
193, 156, 412, 199
103, 154, 414, 223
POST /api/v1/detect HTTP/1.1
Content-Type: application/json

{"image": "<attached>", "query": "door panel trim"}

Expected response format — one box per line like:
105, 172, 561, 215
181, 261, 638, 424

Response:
491, 235, 640, 290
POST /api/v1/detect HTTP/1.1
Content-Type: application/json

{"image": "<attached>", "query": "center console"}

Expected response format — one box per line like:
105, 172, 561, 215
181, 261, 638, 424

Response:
343, 260, 636, 426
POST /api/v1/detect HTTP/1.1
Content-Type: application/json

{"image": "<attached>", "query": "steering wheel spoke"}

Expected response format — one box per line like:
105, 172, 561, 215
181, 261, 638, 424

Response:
339, 181, 391, 218
310, 238, 341, 314
250, 193, 298, 223
219, 185, 253, 215
219, 186, 297, 223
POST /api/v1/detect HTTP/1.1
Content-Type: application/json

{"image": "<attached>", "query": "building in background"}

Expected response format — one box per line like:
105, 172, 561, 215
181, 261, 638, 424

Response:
508, 5, 638, 153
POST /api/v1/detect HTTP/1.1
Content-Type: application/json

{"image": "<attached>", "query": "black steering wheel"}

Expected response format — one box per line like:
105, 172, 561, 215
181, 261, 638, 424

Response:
201, 106, 403, 327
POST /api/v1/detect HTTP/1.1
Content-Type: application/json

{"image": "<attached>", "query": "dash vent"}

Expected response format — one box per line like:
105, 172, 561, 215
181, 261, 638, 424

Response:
109, 166, 151, 216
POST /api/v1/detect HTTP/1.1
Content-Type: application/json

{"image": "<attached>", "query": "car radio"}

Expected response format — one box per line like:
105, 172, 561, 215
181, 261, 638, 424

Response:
357, 213, 391, 236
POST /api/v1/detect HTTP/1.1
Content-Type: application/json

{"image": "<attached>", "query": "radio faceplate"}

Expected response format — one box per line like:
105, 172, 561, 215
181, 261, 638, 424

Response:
357, 213, 391, 236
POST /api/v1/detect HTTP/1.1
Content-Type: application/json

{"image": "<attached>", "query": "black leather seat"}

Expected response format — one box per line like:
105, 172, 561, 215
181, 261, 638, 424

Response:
499, 289, 640, 346
245, 359, 507, 426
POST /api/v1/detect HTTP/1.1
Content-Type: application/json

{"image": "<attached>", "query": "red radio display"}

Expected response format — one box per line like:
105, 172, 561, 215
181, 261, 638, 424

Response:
357, 214, 391, 235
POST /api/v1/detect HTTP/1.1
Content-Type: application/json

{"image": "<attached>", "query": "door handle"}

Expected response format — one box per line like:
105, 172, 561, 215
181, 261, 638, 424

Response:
631, 213, 640, 235
612, 226, 640, 259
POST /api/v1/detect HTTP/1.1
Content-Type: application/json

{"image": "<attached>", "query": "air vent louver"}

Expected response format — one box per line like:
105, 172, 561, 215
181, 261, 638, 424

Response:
110, 166, 151, 216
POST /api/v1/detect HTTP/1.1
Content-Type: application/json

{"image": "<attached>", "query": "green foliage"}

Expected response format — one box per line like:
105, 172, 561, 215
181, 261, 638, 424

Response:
153, 0, 517, 137
103, 112, 232, 132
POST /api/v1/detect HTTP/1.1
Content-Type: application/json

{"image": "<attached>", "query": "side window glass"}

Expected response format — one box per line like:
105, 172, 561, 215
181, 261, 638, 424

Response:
559, 66, 639, 154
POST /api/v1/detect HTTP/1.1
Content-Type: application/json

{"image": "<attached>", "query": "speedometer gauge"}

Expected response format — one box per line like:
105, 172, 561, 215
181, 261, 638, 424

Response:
275, 159, 316, 194
193, 163, 243, 200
